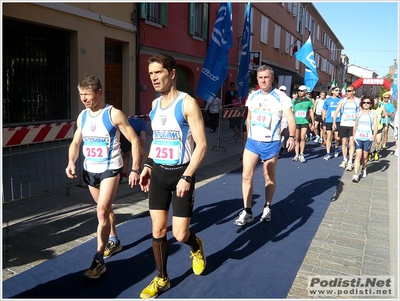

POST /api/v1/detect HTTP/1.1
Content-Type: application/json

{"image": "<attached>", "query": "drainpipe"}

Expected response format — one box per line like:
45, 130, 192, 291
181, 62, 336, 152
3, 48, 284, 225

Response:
133, 4, 141, 114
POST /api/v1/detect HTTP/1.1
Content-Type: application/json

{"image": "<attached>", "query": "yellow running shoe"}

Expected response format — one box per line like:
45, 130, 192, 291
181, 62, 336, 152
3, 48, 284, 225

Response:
140, 276, 170, 299
84, 258, 106, 279
103, 240, 122, 259
190, 237, 206, 275
374, 151, 379, 161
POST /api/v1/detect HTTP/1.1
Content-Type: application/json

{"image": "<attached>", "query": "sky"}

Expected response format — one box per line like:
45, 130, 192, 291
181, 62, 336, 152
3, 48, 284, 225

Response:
313, 1, 399, 78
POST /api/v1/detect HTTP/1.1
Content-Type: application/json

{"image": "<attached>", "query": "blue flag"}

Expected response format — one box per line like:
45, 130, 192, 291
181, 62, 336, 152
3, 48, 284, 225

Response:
196, 3, 233, 103
237, 2, 251, 101
390, 62, 397, 102
295, 37, 319, 91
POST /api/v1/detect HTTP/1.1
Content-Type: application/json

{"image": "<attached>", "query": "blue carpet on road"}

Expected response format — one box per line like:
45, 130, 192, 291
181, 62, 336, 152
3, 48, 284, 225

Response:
4, 143, 344, 298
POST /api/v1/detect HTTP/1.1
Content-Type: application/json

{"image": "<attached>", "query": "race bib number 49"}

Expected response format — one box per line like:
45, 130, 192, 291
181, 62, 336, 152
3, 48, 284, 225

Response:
251, 109, 272, 129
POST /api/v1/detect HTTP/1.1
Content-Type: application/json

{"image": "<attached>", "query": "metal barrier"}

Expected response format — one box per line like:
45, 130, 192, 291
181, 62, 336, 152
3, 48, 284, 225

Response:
208, 108, 245, 152
2, 123, 82, 202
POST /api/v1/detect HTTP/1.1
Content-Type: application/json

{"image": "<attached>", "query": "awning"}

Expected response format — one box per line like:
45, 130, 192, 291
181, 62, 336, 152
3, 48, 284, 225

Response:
270, 66, 304, 84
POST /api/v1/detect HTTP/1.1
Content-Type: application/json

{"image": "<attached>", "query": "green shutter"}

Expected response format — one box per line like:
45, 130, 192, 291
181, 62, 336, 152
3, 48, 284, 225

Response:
140, 3, 147, 19
188, 3, 195, 35
201, 3, 208, 39
160, 3, 168, 26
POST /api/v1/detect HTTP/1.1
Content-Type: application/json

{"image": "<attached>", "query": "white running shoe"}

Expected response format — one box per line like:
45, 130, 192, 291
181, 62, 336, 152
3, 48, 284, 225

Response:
362, 169, 367, 178
351, 174, 359, 183
260, 206, 271, 222
334, 148, 340, 158
292, 154, 299, 161
234, 210, 254, 226
346, 162, 353, 171
299, 154, 306, 163
339, 160, 347, 168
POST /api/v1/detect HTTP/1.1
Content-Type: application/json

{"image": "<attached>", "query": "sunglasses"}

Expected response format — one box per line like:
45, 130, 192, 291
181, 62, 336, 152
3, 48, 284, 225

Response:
298, 90, 305, 92
384, 97, 389, 99
362, 102, 371, 105
333, 89, 340, 91
346, 90, 354, 92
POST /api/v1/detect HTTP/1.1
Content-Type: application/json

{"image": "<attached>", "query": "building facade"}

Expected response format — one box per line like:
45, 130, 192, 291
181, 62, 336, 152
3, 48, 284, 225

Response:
247, 3, 344, 94
3, 3, 138, 125
3, 2, 345, 128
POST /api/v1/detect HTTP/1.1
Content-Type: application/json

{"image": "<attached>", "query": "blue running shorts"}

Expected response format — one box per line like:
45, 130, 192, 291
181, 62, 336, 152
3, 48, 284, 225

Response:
245, 138, 281, 161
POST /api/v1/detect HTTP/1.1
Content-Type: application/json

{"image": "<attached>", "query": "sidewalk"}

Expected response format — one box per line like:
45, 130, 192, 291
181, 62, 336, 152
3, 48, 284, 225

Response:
3, 129, 398, 298
288, 138, 398, 298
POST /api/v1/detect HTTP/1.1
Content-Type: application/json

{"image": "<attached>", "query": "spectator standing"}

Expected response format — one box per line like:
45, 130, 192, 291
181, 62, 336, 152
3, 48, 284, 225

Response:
205, 95, 221, 133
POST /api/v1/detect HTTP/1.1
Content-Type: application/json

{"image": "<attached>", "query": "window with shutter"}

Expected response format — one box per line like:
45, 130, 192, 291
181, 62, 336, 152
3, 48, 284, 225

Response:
188, 3, 208, 39
140, 3, 168, 27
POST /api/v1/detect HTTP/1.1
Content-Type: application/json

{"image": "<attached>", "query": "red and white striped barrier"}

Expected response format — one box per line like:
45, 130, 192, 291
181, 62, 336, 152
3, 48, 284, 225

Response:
2, 122, 76, 147
222, 108, 245, 119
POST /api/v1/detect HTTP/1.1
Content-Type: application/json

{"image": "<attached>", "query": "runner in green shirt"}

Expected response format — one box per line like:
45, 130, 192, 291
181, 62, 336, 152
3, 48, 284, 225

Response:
292, 85, 315, 163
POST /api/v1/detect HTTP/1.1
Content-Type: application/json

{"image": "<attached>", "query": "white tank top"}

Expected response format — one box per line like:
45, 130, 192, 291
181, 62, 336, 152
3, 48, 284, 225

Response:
315, 98, 325, 115
355, 111, 374, 141
246, 89, 292, 142
340, 98, 359, 127
81, 104, 122, 173
149, 92, 194, 165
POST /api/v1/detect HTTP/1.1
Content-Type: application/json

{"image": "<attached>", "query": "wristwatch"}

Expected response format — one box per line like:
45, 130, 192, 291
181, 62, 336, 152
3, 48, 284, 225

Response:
180, 175, 192, 183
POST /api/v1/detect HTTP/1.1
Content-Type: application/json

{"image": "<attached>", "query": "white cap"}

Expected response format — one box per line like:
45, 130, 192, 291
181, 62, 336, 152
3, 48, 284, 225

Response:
279, 85, 287, 91
298, 85, 307, 91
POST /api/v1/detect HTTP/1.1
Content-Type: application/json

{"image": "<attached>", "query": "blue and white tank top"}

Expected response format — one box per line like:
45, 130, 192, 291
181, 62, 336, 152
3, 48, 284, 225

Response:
354, 111, 374, 141
149, 92, 194, 165
81, 104, 122, 173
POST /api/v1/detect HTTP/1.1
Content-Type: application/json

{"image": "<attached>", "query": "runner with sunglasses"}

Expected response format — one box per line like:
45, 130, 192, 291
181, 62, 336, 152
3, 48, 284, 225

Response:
333, 85, 360, 171
351, 96, 378, 182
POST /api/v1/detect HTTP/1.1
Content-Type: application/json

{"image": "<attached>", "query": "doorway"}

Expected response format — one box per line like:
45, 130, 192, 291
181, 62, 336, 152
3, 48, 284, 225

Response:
105, 39, 122, 110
